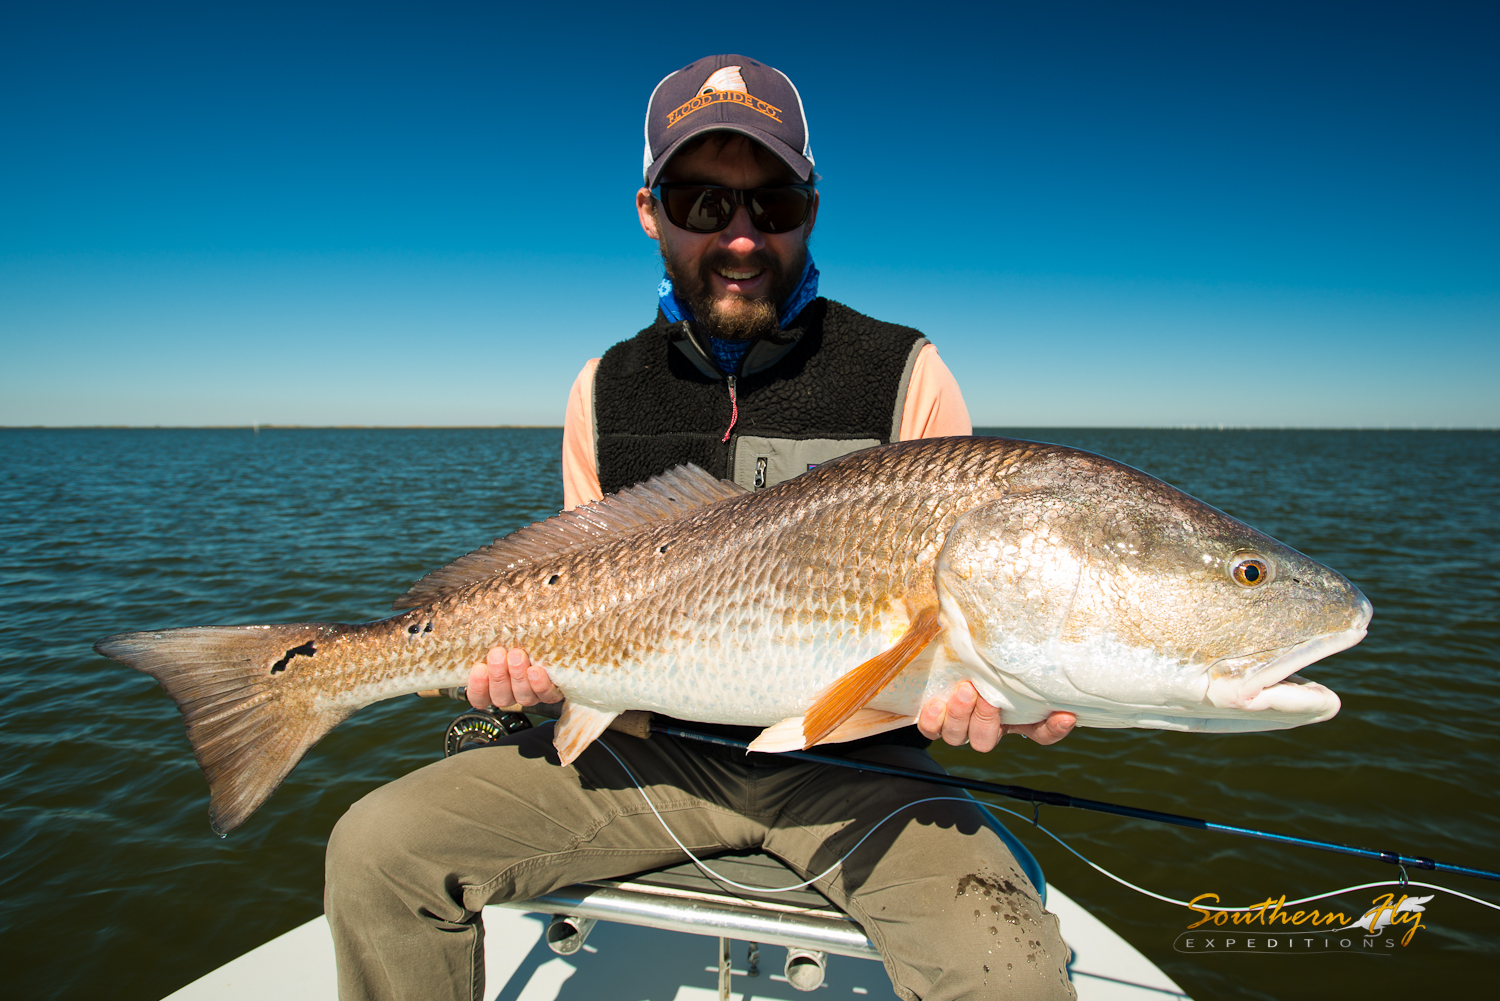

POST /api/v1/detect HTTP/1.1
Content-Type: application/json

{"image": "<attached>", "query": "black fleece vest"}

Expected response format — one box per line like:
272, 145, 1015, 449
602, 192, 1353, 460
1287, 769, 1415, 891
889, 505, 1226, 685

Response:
594, 298, 928, 495
592, 297, 935, 757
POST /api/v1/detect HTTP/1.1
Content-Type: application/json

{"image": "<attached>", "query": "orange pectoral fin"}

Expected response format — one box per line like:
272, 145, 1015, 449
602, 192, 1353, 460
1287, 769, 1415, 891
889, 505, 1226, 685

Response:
802, 606, 943, 749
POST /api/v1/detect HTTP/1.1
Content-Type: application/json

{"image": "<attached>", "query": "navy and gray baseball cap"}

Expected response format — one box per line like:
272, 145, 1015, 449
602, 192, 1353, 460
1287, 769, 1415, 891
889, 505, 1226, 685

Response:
642, 54, 814, 187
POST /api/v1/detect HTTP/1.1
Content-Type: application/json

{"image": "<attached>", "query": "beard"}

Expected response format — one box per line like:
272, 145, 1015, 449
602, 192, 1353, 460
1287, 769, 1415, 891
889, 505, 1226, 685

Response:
662, 242, 807, 341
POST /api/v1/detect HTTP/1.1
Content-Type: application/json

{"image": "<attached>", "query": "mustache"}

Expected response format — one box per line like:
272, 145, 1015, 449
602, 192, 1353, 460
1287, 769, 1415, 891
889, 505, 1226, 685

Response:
659, 238, 807, 341
697, 250, 784, 295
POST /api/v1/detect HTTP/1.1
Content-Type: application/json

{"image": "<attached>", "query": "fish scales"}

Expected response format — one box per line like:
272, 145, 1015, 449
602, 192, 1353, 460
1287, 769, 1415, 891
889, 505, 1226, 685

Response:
94, 437, 1371, 833
399, 438, 1011, 720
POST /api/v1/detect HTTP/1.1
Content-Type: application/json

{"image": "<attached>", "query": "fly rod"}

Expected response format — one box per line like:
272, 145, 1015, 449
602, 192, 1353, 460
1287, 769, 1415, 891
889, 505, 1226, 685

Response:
431, 693, 1500, 885
649, 723, 1500, 885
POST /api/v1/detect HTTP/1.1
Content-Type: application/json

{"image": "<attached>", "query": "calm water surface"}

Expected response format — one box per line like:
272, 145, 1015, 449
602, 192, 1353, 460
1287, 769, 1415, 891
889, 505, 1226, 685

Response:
1, 428, 1495, 999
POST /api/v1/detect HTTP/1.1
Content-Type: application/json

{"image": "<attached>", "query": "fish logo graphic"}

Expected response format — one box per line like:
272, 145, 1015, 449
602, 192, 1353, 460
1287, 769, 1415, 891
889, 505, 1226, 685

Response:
1351, 894, 1434, 935
666, 65, 783, 128
700, 66, 748, 95
1178, 890, 1438, 952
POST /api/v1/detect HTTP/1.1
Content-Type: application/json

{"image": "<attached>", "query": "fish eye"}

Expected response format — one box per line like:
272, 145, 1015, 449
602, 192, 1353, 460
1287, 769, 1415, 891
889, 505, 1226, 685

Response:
1229, 553, 1273, 588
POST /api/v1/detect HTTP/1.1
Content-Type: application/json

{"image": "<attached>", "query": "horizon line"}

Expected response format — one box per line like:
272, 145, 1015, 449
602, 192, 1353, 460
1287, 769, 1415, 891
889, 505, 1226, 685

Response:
2, 424, 1496, 432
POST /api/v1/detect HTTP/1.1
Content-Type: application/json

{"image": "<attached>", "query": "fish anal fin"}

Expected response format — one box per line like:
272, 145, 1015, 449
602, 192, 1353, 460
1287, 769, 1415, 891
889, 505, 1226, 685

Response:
747, 716, 805, 753
554, 702, 621, 766
749, 709, 915, 753
392, 464, 746, 610
818, 709, 914, 746
802, 607, 942, 749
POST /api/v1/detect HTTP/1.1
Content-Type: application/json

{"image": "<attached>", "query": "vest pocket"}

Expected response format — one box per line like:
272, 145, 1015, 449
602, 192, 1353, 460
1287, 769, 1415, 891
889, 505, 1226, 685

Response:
731, 436, 882, 491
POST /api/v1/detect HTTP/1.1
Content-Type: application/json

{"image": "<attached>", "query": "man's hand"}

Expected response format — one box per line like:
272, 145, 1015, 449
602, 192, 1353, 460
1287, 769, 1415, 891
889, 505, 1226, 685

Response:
464, 651, 1073, 750
917, 681, 1076, 752
466, 647, 563, 710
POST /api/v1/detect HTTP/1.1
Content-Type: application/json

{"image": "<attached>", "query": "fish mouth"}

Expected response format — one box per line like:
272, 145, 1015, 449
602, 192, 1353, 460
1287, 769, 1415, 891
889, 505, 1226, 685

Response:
1204, 595, 1371, 716
1204, 625, 1365, 716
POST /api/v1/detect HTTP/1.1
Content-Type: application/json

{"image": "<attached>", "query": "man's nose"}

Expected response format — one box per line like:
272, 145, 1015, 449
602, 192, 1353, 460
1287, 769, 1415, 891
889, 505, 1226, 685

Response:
718, 204, 764, 255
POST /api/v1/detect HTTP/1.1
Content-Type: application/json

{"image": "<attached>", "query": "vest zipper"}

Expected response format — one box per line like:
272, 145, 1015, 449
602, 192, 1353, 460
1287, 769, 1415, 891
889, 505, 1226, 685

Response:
721, 375, 739, 443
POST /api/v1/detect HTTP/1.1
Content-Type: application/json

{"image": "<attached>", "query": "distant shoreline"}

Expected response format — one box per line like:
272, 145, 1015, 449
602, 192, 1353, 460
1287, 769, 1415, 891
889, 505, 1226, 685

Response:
2, 425, 1495, 432
0, 429, 567, 432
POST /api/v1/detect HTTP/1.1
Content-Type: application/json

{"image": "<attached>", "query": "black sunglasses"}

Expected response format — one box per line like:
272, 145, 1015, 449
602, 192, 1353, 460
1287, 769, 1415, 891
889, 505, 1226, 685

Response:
651, 182, 815, 234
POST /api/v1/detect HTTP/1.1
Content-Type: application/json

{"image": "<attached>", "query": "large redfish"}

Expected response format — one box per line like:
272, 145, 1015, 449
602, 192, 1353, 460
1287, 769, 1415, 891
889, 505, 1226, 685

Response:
95, 437, 1372, 834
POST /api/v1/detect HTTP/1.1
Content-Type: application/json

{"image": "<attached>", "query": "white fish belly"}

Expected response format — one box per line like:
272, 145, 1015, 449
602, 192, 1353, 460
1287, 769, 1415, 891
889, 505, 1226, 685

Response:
541, 608, 921, 724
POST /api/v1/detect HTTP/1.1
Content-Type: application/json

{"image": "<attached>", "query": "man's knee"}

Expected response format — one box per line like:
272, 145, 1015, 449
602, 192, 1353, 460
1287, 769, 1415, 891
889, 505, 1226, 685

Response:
838, 816, 1074, 999
326, 779, 421, 905
326, 739, 572, 917
326, 762, 498, 919
946, 868, 1073, 996
878, 876, 1075, 1000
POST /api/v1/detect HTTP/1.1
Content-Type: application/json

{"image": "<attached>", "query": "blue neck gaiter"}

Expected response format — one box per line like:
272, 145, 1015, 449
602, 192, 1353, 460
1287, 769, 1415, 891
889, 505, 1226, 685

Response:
657, 256, 820, 333
658, 257, 819, 377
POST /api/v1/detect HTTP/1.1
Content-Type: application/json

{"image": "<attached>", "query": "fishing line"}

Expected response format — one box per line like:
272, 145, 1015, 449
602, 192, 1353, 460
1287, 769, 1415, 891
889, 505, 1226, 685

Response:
594, 735, 1500, 918
647, 722, 1500, 884
456, 698, 1499, 882
973, 798, 1500, 916
504, 714, 1498, 911
594, 735, 947, 893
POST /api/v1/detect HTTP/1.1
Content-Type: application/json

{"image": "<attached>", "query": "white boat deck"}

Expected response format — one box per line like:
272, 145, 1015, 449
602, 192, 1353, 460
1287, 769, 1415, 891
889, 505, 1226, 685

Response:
162, 886, 1189, 1000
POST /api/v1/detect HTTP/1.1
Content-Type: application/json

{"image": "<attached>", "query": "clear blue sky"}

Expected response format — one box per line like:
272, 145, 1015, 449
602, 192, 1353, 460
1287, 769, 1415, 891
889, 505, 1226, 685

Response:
3, 1, 1495, 427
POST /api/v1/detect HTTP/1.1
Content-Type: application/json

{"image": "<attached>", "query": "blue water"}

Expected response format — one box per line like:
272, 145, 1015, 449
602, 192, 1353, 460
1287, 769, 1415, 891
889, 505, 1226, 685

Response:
1, 428, 1495, 999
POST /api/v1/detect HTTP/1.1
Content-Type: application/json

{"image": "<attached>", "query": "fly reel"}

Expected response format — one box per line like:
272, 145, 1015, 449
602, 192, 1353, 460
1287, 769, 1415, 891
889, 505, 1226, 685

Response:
443, 706, 534, 757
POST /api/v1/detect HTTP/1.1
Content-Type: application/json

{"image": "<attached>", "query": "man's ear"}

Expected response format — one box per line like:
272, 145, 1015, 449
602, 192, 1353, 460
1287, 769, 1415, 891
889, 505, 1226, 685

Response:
637, 188, 662, 240
802, 188, 819, 240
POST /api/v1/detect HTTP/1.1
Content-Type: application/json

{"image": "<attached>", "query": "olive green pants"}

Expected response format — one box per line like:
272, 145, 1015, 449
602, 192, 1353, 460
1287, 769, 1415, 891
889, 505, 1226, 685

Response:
324, 726, 1074, 1001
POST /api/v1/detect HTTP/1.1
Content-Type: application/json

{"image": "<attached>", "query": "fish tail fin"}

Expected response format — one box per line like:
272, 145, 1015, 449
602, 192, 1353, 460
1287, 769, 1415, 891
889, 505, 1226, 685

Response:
95, 623, 353, 835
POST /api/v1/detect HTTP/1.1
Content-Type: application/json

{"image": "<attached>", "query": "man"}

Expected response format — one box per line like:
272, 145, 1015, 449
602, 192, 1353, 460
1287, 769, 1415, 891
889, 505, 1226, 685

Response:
326, 55, 1077, 1000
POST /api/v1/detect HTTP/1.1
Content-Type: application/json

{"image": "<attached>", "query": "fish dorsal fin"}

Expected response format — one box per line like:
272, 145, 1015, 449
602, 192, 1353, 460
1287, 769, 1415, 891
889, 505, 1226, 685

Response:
392, 464, 745, 610
801, 607, 944, 748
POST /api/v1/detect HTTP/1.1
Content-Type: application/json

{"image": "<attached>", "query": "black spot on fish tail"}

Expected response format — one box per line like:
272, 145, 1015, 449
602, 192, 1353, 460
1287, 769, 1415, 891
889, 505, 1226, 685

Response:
270, 641, 317, 675
95, 622, 356, 834
547, 574, 560, 585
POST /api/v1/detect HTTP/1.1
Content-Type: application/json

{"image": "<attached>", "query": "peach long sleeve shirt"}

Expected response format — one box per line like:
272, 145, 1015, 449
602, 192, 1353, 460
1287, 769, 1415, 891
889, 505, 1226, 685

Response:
561, 342, 971, 511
